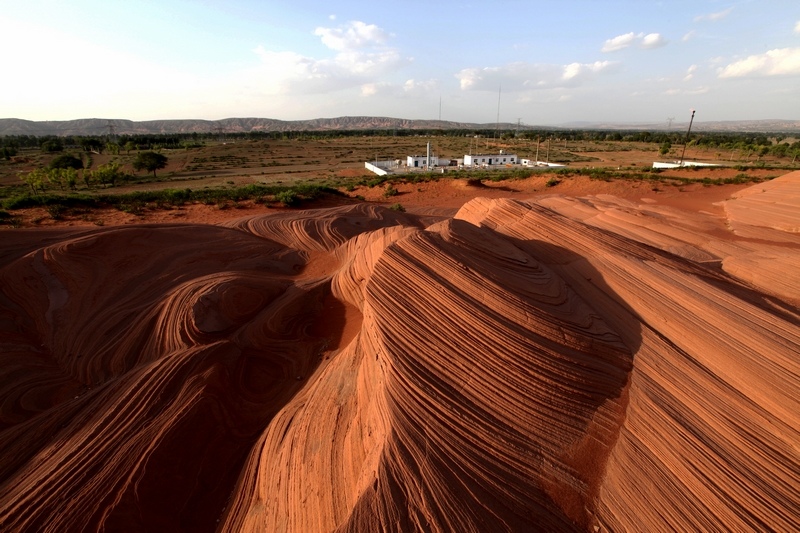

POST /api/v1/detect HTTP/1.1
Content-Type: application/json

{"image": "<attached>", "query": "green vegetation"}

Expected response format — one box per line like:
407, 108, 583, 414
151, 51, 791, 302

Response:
1, 183, 342, 213
132, 151, 168, 177
2, 128, 794, 227
49, 154, 83, 170
274, 190, 299, 207
87, 162, 125, 188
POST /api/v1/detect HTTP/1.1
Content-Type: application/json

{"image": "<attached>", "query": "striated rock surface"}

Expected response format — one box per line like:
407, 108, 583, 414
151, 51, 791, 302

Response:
0, 175, 798, 532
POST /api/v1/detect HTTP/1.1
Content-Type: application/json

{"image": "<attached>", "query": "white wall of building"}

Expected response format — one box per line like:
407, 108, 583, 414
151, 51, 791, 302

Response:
407, 155, 440, 168
521, 159, 565, 167
652, 161, 721, 169
464, 153, 517, 166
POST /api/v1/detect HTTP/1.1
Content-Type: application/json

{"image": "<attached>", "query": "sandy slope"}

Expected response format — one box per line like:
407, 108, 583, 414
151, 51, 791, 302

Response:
0, 175, 798, 532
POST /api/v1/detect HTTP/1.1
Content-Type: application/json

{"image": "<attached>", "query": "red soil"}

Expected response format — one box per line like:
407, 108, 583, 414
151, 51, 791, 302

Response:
0, 173, 798, 532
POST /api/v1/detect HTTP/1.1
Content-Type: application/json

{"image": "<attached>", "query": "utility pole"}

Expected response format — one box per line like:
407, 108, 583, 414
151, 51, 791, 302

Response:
494, 85, 501, 143
679, 109, 695, 166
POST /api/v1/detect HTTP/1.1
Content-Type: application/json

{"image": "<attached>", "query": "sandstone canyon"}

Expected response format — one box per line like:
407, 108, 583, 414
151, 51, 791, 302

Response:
0, 173, 798, 532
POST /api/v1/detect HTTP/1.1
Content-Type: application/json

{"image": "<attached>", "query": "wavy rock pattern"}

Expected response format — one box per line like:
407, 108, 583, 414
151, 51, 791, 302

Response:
0, 175, 798, 532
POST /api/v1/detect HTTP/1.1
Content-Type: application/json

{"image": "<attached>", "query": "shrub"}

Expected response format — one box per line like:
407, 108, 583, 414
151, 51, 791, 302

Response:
545, 178, 561, 187
46, 204, 64, 220
275, 190, 299, 207
388, 203, 405, 212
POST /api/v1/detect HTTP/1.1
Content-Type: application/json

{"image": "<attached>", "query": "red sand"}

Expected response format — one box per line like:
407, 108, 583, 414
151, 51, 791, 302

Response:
0, 173, 798, 531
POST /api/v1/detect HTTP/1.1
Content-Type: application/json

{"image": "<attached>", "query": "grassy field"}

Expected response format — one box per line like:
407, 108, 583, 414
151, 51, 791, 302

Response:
1, 134, 796, 224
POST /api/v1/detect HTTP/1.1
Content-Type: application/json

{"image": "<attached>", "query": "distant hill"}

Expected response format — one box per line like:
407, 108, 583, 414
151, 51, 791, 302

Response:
0, 117, 518, 137
557, 119, 800, 133
1, 116, 798, 136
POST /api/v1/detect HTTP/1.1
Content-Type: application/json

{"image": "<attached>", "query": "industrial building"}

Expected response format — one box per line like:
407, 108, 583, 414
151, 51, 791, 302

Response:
407, 155, 442, 168
463, 152, 517, 167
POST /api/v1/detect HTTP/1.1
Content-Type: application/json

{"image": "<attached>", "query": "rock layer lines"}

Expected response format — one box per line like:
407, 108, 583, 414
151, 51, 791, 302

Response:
0, 176, 798, 532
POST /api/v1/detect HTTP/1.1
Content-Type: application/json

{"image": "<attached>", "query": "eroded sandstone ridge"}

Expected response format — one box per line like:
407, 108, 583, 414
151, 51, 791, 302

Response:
1, 175, 798, 532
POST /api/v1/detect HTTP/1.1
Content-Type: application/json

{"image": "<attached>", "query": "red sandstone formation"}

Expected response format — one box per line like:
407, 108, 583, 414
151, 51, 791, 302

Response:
0, 174, 798, 532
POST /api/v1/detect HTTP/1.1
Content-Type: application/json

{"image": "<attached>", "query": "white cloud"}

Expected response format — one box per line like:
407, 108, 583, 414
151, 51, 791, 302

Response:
682, 30, 696, 42
684, 64, 698, 81
359, 78, 437, 99
456, 60, 616, 91
641, 33, 667, 49
602, 32, 667, 52
314, 20, 390, 52
664, 86, 710, 96
694, 8, 733, 22
361, 82, 390, 96
403, 79, 439, 95
718, 48, 800, 78
602, 32, 639, 52
249, 20, 408, 95
562, 61, 614, 80
795, 20, 800, 33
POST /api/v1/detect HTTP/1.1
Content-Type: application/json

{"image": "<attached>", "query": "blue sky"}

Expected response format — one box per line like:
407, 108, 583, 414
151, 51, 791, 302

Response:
2, 0, 799, 125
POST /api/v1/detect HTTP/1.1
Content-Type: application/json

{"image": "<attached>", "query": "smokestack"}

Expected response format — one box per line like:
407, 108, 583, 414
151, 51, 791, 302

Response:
427, 142, 430, 169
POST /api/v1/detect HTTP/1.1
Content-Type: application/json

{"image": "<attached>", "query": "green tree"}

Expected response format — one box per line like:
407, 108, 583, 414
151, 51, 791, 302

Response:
46, 167, 78, 191
47, 168, 65, 190
80, 138, 104, 154
132, 151, 168, 178
49, 153, 84, 170
20, 168, 48, 195
62, 167, 78, 190
40, 139, 64, 153
90, 161, 124, 188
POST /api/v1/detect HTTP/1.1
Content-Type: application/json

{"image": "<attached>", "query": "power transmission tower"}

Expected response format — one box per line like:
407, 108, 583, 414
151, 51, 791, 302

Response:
106, 121, 117, 141
667, 117, 674, 130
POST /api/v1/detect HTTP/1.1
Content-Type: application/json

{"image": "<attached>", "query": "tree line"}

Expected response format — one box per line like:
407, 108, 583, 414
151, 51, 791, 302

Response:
19, 152, 168, 196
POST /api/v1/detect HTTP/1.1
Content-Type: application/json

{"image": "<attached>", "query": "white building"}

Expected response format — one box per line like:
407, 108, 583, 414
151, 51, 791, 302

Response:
463, 152, 518, 167
521, 159, 566, 168
406, 155, 450, 168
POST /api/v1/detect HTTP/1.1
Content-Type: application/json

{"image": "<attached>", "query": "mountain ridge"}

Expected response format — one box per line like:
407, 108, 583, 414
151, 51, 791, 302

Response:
1, 116, 798, 136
